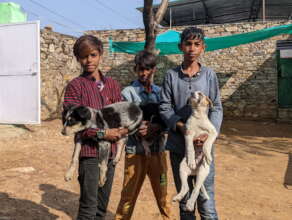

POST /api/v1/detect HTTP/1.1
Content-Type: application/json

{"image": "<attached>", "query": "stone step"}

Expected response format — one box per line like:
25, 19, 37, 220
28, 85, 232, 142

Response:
278, 108, 292, 123
0, 125, 27, 139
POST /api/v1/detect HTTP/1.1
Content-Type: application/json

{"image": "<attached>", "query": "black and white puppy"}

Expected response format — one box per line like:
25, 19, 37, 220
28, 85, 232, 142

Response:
62, 101, 143, 186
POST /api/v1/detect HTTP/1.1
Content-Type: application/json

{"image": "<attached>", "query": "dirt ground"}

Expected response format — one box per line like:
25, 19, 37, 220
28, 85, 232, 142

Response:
0, 119, 292, 220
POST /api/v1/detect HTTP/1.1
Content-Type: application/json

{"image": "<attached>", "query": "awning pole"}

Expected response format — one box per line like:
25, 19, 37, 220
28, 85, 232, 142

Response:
262, 0, 266, 22
170, 8, 172, 29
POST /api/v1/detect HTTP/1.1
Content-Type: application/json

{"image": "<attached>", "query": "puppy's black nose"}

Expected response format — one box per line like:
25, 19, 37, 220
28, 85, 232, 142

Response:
190, 92, 195, 97
61, 128, 67, 136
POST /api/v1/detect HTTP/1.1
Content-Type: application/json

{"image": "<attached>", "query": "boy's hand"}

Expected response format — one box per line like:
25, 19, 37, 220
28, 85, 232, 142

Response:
176, 121, 186, 135
118, 127, 129, 136
149, 123, 161, 135
193, 134, 208, 147
104, 128, 128, 142
138, 121, 150, 137
138, 121, 161, 137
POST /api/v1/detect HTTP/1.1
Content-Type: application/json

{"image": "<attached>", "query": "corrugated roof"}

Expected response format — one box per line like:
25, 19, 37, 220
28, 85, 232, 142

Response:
137, 0, 292, 26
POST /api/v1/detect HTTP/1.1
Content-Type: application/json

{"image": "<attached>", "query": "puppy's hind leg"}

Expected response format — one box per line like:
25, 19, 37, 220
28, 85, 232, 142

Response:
98, 141, 111, 187
200, 184, 210, 201
185, 161, 210, 211
159, 132, 168, 150
173, 158, 192, 202
113, 137, 126, 165
141, 138, 151, 156
185, 133, 196, 170
65, 141, 81, 181
202, 134, 216, 165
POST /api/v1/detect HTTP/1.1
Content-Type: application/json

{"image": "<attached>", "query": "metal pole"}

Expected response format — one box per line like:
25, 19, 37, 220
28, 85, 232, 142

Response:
170, 7, 172, 29
262, 0, 266, 22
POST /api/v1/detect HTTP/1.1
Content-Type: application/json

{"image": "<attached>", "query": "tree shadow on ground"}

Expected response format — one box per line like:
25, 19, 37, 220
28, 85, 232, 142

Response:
39, 184, 115, 220
12, 124, 34, 132
284, 152, 292, 189
218, 120, 292, 158
39, 184, 79, 219
0, 192, 58, 220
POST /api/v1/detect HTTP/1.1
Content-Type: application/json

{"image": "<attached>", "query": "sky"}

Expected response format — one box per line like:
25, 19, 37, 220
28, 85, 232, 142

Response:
4, 0, 168, 36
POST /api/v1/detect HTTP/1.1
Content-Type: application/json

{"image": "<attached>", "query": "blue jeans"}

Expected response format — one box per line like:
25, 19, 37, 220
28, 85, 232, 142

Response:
77, 157, 115, 220
170, 152, 218, 220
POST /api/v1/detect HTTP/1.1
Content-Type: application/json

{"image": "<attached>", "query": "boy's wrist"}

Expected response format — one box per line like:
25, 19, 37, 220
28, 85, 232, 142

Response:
96, 129, 106, 139
176, 121, 185, 134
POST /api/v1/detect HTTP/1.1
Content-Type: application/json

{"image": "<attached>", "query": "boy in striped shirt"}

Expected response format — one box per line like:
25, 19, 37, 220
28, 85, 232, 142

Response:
63, 35, 127, 220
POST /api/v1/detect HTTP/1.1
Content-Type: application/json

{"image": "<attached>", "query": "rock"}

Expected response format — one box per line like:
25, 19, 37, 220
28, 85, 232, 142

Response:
49, 44, 55, 52
8, 167, 36, 173
229, 128, 239, 132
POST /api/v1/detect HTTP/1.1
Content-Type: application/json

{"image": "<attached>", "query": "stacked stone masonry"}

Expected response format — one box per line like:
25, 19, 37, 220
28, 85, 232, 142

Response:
40, 21, 292, 121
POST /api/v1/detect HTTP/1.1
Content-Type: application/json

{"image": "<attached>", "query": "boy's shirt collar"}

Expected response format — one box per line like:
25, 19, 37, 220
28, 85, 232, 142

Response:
81, 70, 106, 83
180, 63, 207, 78
131, 80, 160, 94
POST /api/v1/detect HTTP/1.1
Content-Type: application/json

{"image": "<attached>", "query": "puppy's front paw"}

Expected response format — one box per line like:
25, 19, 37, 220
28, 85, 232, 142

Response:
184, 200, 195, 212
173, 194, 183, 202
187, 159, 196, 170
64, 168, 74, 181
98, 175, 107, 187
98, 167, 107, 187
205, 154, 212, 165
112, 157, 120, 165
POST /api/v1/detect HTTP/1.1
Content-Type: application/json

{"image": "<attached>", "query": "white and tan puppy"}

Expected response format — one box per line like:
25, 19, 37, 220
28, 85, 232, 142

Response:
173, 91, 218, 211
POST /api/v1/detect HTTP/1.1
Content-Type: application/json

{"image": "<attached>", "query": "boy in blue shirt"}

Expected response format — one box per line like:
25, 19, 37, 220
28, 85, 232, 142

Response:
115, 51, 171, 220
160, 27, 223, 220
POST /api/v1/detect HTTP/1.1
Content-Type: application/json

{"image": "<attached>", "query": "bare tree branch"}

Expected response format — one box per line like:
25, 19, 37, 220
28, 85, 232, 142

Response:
155, 0, 168, 26
143, 0, 168, 54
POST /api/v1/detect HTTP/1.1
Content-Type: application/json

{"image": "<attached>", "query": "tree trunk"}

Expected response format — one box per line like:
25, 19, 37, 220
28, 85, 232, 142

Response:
143, 0, 168, 54
143, 0, 156, 53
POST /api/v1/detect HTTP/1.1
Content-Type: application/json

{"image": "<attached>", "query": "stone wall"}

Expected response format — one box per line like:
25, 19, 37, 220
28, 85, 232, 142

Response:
40, 21, 292, 121
40, 27, 79, 120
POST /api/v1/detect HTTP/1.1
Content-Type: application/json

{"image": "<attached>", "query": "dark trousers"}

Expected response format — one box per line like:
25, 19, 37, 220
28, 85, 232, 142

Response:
170, 152, 218, 220
77, 157, 115, 220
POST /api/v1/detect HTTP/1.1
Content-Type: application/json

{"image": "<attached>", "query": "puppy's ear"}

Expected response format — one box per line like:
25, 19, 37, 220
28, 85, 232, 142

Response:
186, 97, 192, 105
206, 96, 213, 108
75, 106, 92, 121
62, 105, 77, 124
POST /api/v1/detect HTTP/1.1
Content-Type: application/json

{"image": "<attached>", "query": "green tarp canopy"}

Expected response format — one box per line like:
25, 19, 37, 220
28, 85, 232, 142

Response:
0, 2, 27, 24
109, 24, 292, 55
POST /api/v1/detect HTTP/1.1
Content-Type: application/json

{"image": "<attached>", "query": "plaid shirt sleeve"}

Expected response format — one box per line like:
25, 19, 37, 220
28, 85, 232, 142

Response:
111, 79, 122, 103
80, 128, 99, 140
63, 80, 81, 109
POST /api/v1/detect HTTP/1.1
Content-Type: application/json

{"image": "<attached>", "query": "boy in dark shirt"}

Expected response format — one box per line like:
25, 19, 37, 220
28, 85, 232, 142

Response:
63, 35, 127, 220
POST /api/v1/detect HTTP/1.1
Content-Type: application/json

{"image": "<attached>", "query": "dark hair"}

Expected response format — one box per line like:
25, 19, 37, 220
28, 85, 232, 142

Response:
73, 35, 103, 58
180, 27, 205, 43
134, 50, 156, 70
